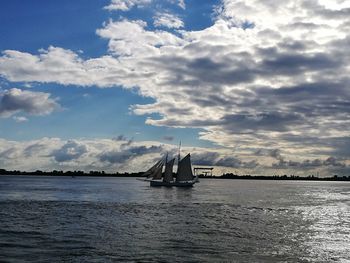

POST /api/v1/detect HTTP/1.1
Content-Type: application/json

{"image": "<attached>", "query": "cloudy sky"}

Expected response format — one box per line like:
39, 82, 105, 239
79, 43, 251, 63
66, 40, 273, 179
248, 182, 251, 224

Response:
1, 0, 350, 176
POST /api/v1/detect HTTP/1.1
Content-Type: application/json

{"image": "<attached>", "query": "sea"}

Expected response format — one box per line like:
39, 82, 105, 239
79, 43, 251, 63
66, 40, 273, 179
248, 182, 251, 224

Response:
0, 176, 349, 263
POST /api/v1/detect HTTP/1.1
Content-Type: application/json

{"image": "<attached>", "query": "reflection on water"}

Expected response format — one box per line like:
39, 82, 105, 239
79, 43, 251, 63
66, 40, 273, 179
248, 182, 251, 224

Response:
0, 176, 349, 262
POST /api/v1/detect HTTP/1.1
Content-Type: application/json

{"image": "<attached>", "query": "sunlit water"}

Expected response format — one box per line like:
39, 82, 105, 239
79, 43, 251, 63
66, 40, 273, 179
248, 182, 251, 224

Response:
0, 176, 349, 262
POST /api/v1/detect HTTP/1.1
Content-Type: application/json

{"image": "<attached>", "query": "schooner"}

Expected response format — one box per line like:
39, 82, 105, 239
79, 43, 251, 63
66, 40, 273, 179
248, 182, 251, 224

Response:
142, 153, 197, 187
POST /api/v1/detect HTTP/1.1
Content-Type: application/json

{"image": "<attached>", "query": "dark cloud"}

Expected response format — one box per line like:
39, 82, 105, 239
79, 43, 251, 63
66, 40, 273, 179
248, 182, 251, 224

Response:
272, 156, 346, 169
162, 136, 174, 141
326, 137, 350, 158
288, 22, 322, 30
277, 40, 309, 52
191, 151, 258, 168
0, 88, 59, 117
277, 135, 350, 158
113, 135, 128, 141
261, 53, 340, 75
149, 55, 256, 87
99, 151, 131, 164
216, 157, 258, 169
191, 152, 220, 166
255, 148, 284, 161
50, 141, 87, 162
313, 6, 350, 20
99, 145, 163, 164
257, 81, 348, 99
269, 149, 283, 160
112, 135, 133, 146
23, 143, 46, 157
221, 112, 304, 132
186, 57, 255, 85
323, 157, 346, 167
0, 147, 18, 159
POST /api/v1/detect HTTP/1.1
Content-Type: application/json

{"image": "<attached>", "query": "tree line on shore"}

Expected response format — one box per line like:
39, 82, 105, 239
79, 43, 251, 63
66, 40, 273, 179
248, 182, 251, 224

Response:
0, 169, 349, 181
0, 169, 143, 177
215, 173, 349, 181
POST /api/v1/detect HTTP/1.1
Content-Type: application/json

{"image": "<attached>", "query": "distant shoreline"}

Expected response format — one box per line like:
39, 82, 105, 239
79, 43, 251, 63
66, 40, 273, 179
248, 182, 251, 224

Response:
1, 169, 349, 181
207, 174, 350, 182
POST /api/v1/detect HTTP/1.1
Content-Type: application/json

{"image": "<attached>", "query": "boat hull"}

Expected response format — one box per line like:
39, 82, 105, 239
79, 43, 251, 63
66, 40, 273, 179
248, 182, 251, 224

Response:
150, 180, 195, 187
136, 178, 152, 182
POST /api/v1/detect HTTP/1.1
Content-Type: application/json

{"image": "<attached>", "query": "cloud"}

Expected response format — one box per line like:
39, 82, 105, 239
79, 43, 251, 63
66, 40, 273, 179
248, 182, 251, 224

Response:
104, 0, 185, 11
0, 48, 80, 84
0, 137, 170, 172
165, 0, 186, 9
269, 149, 283, 160
104, 0, 152, 11
0, 47, 123, 87
153, 13, 184, 29
0, 147, 20, 160
23, 142, 47, 157
162, 136, 174, 141
96, 19, 184, 56
1, 0, 350, 171
220, 112, 304, 132
13, 116, 28, 122
272, 156, 346, 169
99, 145, 163, 164
178, 0, 185, 9
191, 151, 258, 169
113, 135, 130, 142
50, 140, 88, 162
0, 88, 60, 118
0, 137, 348, 175
191, 151, 220, 166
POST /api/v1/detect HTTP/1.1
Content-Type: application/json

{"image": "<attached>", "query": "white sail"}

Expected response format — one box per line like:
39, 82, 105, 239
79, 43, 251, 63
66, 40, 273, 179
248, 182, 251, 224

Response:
142, 159, 162, 178
176, 153, 194, 182
152, 162, 164, 180
163, 158, 175, 183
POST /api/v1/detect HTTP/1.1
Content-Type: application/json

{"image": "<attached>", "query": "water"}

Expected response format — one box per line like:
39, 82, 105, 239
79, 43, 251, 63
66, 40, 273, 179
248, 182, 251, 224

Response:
0, 176, 349, 262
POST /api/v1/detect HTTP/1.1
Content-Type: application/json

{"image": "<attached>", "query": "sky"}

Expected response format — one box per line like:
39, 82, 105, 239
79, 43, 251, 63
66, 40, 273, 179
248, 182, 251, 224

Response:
0, 0, 350, 176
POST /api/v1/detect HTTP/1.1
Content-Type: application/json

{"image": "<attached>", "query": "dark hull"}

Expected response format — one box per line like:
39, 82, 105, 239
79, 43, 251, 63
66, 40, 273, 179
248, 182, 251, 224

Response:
150, 180, 195, 187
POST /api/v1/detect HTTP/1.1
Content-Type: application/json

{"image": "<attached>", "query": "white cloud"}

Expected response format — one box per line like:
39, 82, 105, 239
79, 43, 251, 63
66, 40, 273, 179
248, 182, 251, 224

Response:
178, 0, 185, 9
104, 0, 185, 11
96, 19, 184, 56
0, 46, 134, 88
167, 0, 186, 9
13, 116, 28, 122
153, 12, 184, 29
0, 48, 89, 85
104, 0, 152, 11
0, 88, 60, 118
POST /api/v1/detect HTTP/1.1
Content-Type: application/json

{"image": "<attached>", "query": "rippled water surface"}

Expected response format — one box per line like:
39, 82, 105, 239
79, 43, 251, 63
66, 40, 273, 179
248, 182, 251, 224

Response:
0, 176, 349, 262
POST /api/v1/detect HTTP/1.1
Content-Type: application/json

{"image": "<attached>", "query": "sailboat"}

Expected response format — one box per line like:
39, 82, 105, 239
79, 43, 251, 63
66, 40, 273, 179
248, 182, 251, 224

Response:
142, 153, 197, 187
